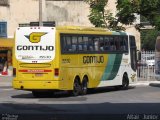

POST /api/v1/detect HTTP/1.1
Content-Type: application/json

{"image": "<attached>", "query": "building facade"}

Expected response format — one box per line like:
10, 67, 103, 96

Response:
0, 0, 140, 49
0, 0, 140, 75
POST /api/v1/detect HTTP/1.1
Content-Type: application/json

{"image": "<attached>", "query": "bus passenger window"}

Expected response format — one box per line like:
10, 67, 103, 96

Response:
104, 38, 110, 51
94, 40, 99, 51
65, 36, 72, 51
89, 46, 94, 51
99, 37, 104, 51
100, 42, 104, 51
72, 45, 77, 51
67, 45, 72, 51
83, 44, 88, 51
110, 41, 116, 51
120, 45, 126, 51
78, 45, 83, 51
88, 37, 94, 51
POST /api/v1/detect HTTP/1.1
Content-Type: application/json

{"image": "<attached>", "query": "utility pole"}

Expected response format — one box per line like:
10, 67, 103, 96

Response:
39, 0, 43, 26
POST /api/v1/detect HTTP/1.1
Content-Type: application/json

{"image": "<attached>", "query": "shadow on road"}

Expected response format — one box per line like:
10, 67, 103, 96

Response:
11, 86, 135, 99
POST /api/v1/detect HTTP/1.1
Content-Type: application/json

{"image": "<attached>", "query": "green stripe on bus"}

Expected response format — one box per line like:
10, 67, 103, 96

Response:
101, 54, 122, 81
107, 54, 122, 80
101, 54, 116, 81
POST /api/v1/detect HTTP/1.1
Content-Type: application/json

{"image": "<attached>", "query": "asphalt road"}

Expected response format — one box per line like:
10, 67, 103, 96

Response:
0, 85, 160, 120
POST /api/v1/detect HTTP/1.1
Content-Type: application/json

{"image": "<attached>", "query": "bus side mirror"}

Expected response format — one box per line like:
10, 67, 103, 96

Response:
137, 51, 141, 61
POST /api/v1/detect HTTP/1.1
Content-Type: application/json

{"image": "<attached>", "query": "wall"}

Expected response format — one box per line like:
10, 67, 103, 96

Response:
0, 0, 140, 50
46, 1, 90, 26
0, 0, 39, 37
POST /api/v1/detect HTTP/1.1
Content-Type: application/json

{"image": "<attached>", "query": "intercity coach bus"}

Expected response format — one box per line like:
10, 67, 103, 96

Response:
12, 25, 137, 97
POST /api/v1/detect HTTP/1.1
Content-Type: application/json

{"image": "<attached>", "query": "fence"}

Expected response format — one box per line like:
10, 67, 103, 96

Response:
137, 51, 155, 81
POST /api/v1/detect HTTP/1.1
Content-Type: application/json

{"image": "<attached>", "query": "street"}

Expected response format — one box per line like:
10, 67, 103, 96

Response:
0, 80, 160, 120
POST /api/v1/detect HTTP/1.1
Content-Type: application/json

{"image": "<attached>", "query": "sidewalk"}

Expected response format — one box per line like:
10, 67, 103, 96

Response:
0, 76, 12, 87
132, 80, 160, 87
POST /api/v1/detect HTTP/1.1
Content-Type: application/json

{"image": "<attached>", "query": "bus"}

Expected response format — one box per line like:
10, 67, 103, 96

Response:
155, 34, 160, 80
12, 25, 137, 97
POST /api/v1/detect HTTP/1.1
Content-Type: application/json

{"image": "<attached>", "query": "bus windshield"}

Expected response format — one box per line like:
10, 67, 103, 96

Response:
15, 27, 55, 63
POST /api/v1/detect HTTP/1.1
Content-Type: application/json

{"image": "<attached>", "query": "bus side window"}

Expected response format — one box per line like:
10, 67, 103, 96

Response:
89, 45, 94, 51
72, 36, 78, 52
61, 36, 67, 51
94, 40, 99, 51
78, 36, 83, 51
65, 36, 72, 51
94, 37, 100, 51
104, 36, 110, 51
83, 44, 87, 51
78, 45, 83, 51
67, 45, 72, 51
83, 36, 89, 51
110, 37, 116, 51
120, 37, 126, 51
88, 37, 94, 51
100, 42, 104, 51
99, 37, 104, 51
114, 37, 119, 50
72, 45, 77, 51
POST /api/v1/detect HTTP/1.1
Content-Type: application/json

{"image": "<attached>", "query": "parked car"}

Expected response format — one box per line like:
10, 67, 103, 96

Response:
142, 55, 155, 66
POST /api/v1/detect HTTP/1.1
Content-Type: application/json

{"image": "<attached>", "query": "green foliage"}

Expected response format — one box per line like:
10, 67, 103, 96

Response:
84, 0, 108, 28
85, 0, 160, 31
84, 0, 160, 50
116, 0, 139, 25
116, 0, 160, 31
141, 29, 159, 50
84, 0, 124, 30
117, 0, 160, 50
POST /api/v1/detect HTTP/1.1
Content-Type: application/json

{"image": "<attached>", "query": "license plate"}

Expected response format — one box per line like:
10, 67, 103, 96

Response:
35, 73, 43, 77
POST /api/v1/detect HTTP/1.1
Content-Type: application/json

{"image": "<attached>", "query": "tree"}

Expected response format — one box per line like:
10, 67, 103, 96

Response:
84, 0, 125, 30
84, 0, 160, 31
84, 0, 160, 50
141, 29, 158, 50
116, 0, 160, 31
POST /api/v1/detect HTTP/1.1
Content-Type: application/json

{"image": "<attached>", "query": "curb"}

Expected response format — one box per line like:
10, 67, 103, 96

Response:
131, 81, 160, 87
149, 83, 160, 87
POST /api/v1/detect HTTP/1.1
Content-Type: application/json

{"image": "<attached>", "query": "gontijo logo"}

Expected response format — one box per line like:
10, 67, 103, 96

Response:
25, 32, 46, 43
17, 32, 54, 51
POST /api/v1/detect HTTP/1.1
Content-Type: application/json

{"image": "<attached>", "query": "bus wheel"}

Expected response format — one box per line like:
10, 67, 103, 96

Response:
72, 79, 81, 96
122, 74, 129, 90
81, 77, 88, 95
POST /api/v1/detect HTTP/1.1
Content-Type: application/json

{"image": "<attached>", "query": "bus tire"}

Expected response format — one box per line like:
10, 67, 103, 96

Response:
72, 78, 81, 96
122, 74, 129, 90
81, 77, 88, 95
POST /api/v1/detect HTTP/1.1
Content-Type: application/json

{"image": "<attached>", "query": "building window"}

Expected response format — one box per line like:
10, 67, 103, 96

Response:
0, 22, 7, 38
0, 0, 9, 6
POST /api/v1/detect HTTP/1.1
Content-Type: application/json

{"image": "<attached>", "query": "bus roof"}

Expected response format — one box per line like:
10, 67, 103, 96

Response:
56, 26, 128, 35
56, 26, 109, 32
